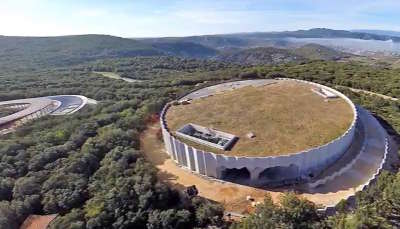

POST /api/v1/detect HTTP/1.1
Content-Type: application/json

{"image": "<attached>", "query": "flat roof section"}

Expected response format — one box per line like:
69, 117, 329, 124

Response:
48, 95, 88, 115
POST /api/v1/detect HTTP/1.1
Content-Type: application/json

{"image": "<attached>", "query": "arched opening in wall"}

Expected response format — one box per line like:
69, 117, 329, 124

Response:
258, 164, 300, 186
221, 167, 251, 184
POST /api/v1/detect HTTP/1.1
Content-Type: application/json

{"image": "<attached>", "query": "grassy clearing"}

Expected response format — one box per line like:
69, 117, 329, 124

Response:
166, 81, 354, 157
94, 71, 140, 83
94, 71, 122, 79
393, 59, 400, 69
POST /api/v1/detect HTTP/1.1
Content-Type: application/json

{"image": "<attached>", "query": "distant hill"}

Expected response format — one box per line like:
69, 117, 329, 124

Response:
0, 34, 163, 70
141, 36, 249, 49
236, 28, 400, 42
292, 44, 352, 61
1, 28, 395, 71
148, 41, 218, 58
0, 34, 219, 70
215, 44, 351, 65
143, 28, 400, 50
352, 30, 400, 38
216, 47, 306, 65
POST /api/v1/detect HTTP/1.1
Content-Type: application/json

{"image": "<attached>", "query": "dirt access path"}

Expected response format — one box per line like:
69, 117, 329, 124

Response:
140, 122, 358, 213
20, 215, 57, 229
336, 85, 398, 101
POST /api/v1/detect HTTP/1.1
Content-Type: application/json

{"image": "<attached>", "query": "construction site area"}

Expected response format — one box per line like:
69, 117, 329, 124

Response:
141, 79, 397, 214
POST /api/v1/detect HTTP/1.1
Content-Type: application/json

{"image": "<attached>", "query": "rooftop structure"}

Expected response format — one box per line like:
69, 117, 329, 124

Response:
312, 87, 339, 99
176, 123, 237, 150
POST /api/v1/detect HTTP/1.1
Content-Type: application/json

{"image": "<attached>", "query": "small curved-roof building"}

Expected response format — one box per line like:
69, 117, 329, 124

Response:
48, 95, 89, 115
0, 97, 60, 126
0, 95, 91, 134
160, 79, 359, 186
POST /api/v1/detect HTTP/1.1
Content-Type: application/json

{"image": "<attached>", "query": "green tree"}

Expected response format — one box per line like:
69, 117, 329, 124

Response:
353, 204, 392, 229
280, 192, 320, 228
232, 193, 320, 229
235, 194, 283, 229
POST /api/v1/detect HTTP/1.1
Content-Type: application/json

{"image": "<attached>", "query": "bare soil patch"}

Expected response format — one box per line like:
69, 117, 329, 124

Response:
20, 214, 57, 229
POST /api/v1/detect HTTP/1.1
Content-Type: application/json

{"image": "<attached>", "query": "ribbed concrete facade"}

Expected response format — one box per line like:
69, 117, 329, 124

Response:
160, 79, 358, 186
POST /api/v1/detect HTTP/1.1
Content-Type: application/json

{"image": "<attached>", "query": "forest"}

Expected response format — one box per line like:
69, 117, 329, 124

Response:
0, 56, 399, 229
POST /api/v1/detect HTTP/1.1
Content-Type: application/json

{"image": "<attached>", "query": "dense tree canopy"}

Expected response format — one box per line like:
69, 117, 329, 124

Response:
0, 56, 399, 229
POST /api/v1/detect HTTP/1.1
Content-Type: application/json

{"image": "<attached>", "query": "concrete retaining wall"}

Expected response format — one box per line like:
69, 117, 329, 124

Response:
308, 142, 367, 189
322, 138, 390, 214
160, 78, 358, 184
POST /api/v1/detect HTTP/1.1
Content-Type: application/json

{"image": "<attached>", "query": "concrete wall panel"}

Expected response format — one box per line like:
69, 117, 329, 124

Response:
204, 152, 218, 177
187, 146, 196, 171
195, 150, 206, 175
177, 141, 188, 167
169, 136, 177, 161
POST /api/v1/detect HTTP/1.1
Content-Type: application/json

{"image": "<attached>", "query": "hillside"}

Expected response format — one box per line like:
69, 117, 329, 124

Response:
292, 43, 352, 60
141, 36, 249, 49
216, 47, 306, 65
215, 44, 350, 65
149, 41, 218, 58
353, 29, 400, 37
237, 28, 400, 42
0, 34, 163, 70
0, 28, 396, 72
0, 35, 221, 71
143, 28, 400, 50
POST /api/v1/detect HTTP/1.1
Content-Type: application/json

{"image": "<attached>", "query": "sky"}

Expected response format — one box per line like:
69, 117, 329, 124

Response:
1, 0, 400, 37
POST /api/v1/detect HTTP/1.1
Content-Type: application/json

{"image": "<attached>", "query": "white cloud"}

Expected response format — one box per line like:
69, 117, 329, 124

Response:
76, 8, 108, 17
174, 10, 242, 24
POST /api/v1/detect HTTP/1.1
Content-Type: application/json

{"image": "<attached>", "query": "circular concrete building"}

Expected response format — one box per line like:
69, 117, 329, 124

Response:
160, 79, 358, 186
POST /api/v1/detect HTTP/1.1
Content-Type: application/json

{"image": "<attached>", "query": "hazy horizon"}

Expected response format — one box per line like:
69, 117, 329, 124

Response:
2, 28, 400, 39
1, 0, 400, 38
